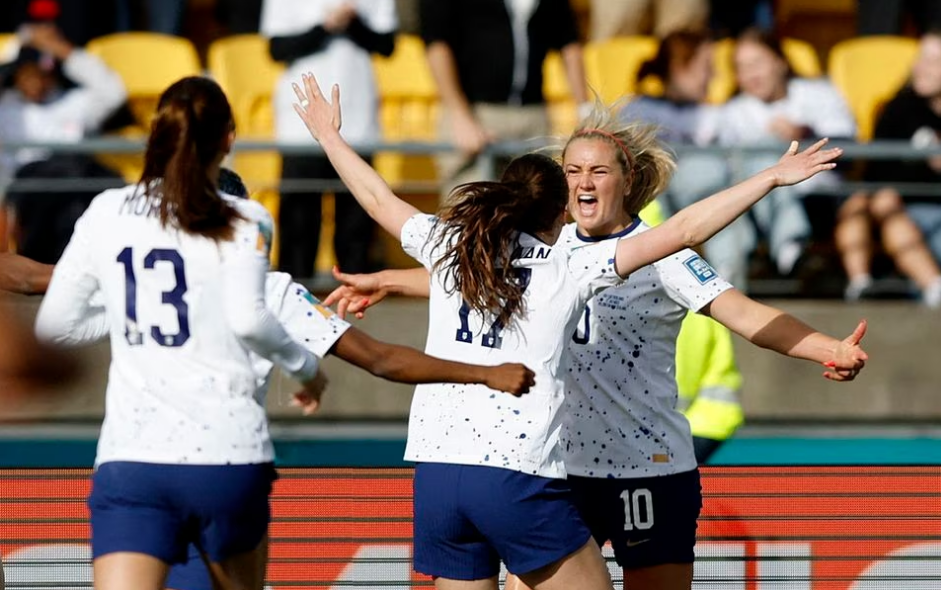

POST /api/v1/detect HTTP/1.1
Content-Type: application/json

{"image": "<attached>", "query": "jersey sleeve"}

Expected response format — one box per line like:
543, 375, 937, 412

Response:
566, 239, 622, 304
265, 272, 352, 357
400, 213, 440, 270
223, 202, 320, 383
34, 200, 106, 345
655, 250, 733, 312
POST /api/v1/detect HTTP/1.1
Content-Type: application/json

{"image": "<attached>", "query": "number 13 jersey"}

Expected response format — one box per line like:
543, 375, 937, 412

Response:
36, 184, 315, 466
400, 214, 621, 478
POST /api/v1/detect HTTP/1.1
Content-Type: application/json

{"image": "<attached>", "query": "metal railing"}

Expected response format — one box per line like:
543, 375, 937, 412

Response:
2, 138, 939, 295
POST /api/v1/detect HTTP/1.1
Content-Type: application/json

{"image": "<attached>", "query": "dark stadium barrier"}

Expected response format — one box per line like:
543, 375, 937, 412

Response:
2, 466, 940, 589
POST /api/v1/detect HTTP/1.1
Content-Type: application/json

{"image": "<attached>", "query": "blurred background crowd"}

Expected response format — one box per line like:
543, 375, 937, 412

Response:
2, 0, 941, 304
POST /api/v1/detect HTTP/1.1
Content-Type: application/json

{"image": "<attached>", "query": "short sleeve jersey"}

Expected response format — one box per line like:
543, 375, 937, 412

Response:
557, 222, 733, 478
400, 214, 620, 478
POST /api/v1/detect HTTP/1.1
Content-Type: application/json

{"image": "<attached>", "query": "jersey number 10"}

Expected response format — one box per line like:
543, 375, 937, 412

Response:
117, 247, 190, 347
454, 268, 531, 350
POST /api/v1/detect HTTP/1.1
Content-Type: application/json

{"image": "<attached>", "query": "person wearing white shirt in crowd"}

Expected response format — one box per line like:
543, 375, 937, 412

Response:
261, 0, 396, 278
293, 72, 842, 590
714, 27, 857, 283
0, 23, 126, 264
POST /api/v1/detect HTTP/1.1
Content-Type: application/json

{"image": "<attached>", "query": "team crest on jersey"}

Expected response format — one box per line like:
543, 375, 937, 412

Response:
300, 289, 335, 318
683, 255, 717, 284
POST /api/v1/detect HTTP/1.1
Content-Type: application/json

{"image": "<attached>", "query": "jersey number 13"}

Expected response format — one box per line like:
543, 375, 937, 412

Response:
117, 247, 190, 347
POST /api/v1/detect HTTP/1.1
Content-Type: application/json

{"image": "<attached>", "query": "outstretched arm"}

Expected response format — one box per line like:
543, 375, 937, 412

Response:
323, 266, 431, 318
703, 289, 868, 382
331, 326, 534, 395
293, 73, 419, 240
0, 253, 54, 295
613, 139, 842, 278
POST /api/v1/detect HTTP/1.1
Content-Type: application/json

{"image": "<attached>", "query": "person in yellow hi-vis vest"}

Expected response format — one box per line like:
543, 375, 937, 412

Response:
675, 311, 744, 462
641, 199, 744, 463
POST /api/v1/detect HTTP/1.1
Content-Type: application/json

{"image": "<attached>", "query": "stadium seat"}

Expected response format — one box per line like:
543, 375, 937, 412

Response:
783, 37, 823, 78
584, 36, 660, 105
0, 33, 17, 62
828, 36, 919, 140
371, 34, 439, 189
207, 34, 287, 267
371, 34, 439, 268
86, 32, 202, 130
86, 32, 203, 182
542, 50, 580, 134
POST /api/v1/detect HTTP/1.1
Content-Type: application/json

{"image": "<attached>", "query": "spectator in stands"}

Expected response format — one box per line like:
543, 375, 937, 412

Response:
215, 0, 263, 35
620, 30, 752, 287
857, 0, 941, 37
0, 23, 126, 264
588, 0, 709, 41
114, 0, 187, 36
0, 0, 114, 47
262, 0, 396, 278
713, 27, 855, 284
419, 0, 589, 199
709, 0, 773, 38
834, 31, 941, 307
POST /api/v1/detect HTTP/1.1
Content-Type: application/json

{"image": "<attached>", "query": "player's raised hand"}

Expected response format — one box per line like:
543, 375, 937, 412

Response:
292, 369, 329, 415
293, 72, 341, 143
323, 266, 386, 319
771, 138, 843, 187
822, 319, 868, 382
485, 363, 536, 396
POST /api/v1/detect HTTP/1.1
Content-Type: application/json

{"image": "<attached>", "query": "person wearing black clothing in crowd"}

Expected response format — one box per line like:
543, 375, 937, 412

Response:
261, 0, 396, 278
834, 31, 941, 307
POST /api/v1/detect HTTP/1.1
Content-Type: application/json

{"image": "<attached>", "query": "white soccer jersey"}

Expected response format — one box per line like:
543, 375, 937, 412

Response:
36, 185, 320, 466
557, 221, 734, 478
400, 214, 621, 478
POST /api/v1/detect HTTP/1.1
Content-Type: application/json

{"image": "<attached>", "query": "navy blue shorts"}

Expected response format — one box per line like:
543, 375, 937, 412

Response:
412, 462, 591, 580
570, 468, 702, 569
166, 545, 211, 590
87, 461, 276, 565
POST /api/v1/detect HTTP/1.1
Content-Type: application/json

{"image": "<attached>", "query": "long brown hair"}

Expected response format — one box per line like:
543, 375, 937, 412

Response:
563, 100, 676, 216
433, 153, 567, 328
139, 76, 241, 240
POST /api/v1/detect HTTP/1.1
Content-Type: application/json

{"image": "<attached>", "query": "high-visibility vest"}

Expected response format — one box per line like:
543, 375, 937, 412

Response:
675, 311, 745, 441
640, 200, 745, 441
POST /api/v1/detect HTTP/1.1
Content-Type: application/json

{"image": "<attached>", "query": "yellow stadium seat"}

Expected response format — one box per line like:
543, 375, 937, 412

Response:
707, 37, 736, 104
371, 34, 439, 188
542, 50, 579, 135
828, 36, 919, 141
86, 32, 202, 182
372, 34, 439, 268
584, 36, 660, 105
783, 37, 823, 78
207, 34, 284, 135
0, 34, 18, 62
86, 32, 202, 129
207, 34, 288, 267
